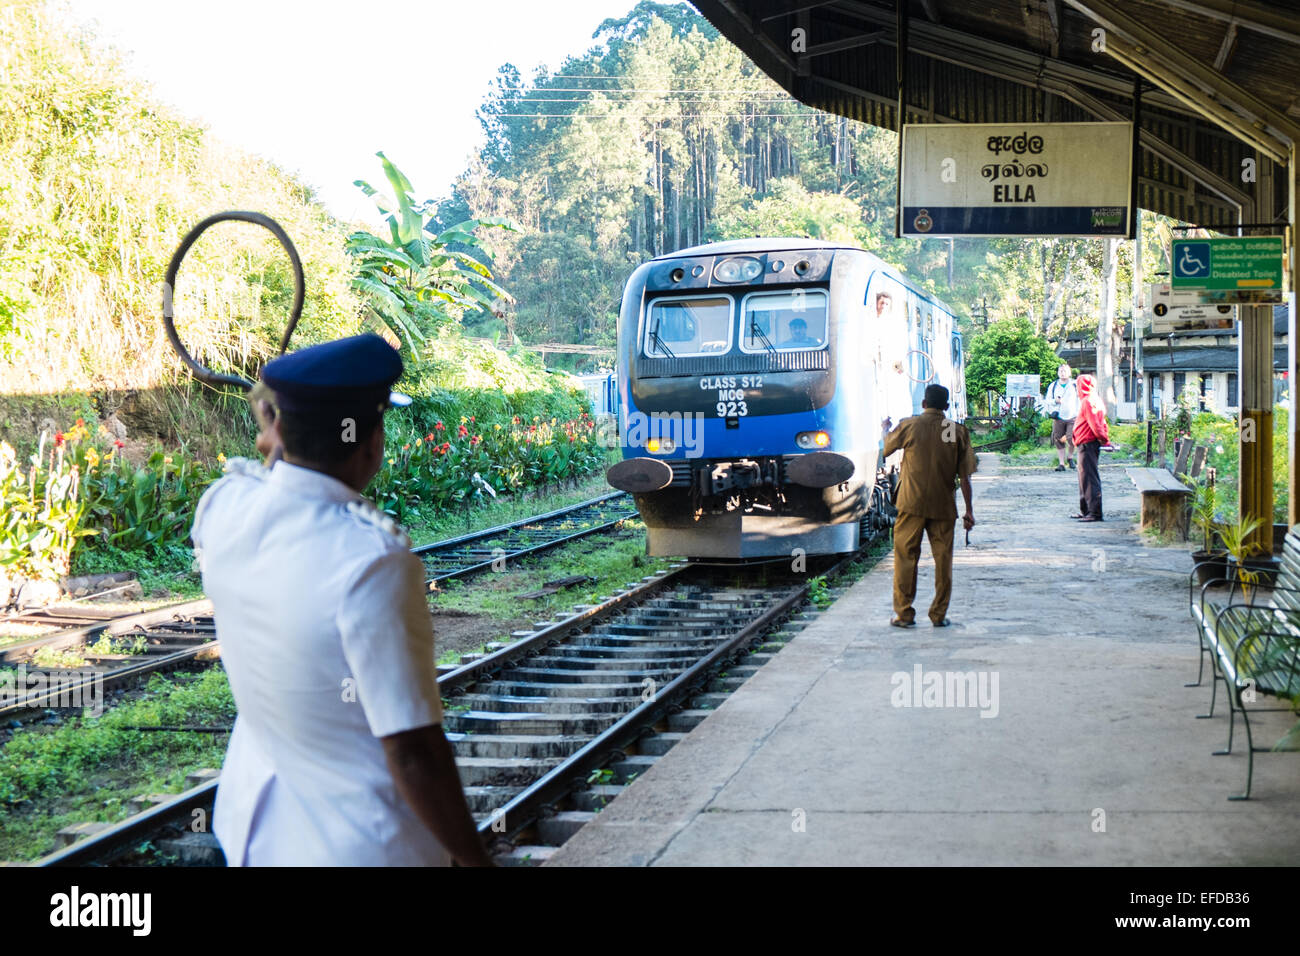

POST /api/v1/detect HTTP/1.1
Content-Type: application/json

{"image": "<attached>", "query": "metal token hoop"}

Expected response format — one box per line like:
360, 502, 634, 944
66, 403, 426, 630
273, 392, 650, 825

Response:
162, 211, 305, 391
904, 348, 936, 384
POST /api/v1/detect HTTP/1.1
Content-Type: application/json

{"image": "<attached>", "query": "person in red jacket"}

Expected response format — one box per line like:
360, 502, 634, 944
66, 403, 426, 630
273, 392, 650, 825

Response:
1070, 374, 1109, 522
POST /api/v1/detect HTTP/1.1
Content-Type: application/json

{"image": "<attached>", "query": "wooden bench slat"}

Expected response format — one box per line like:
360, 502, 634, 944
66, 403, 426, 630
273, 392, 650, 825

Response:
1126, 466, 1191, 494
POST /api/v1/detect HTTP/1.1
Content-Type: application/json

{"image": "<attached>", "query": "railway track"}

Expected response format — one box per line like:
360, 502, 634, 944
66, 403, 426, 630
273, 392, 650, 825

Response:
0, 601, 218, 720
1, 492, 637, 721
414, 492, 636, 582
36, 521, 885, 867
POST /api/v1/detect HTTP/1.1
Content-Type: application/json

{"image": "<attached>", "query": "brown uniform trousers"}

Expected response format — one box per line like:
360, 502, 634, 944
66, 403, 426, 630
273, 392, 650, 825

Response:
883, 408, 976, 625
891, 512, 955, 625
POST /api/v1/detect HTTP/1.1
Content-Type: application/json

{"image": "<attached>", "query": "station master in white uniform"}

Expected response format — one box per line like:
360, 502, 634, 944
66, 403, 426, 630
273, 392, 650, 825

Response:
191, 334, 492, 866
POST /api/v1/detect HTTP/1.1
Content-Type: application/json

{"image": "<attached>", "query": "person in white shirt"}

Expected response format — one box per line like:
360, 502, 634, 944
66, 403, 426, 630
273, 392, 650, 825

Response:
192, 334, 492, 867
1045, 364, 1080, 472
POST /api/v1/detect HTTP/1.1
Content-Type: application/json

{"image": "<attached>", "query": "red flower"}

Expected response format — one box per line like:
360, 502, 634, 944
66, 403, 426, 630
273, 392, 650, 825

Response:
426, 432, 435, 442
113, 439, 124, 449
512, 416, 521, 425
75, 417, 85, 427
441, 442, 450, 453
402, 443, 410, 451
457, 424, 468, 438
435, 421, 445, 432
54, 431, 65, 447
470, 435, 482, 446
468, 416, 475, 423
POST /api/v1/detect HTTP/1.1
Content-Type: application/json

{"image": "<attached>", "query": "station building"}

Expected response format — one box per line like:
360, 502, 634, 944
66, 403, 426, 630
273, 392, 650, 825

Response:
1056, 305, 1289, 418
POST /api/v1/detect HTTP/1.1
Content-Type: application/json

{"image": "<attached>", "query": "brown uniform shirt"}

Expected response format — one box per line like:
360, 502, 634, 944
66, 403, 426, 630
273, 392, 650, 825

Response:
882, 408, 978, 521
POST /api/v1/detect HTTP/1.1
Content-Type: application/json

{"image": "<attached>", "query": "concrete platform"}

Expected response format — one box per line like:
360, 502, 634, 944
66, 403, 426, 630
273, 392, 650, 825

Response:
547, 456, 1300, 866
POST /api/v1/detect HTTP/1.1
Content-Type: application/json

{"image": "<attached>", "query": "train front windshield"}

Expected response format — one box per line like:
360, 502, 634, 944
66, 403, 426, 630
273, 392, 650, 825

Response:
642, 291, 829, 357
645, 297, 732, 357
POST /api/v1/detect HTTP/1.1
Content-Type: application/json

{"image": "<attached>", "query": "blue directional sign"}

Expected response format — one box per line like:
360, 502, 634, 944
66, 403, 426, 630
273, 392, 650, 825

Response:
1173, 241, 1210, 278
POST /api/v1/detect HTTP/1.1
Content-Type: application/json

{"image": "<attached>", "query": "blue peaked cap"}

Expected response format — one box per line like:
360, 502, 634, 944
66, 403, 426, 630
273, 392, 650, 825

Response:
260, 333, 411, 415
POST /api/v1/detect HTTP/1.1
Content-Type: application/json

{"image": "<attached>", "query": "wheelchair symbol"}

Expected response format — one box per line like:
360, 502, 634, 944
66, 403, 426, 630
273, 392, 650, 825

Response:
1177, 243, 1209, 277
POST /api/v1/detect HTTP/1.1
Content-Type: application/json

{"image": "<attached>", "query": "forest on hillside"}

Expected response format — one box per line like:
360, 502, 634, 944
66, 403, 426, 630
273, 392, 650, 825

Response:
432, 1, 1182, 372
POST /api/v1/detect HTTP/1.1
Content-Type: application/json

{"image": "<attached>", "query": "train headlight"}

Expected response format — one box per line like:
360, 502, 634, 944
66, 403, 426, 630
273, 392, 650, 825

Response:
796, 431, 831, 449
713, 257, 763, 283
646, 438, 676, 454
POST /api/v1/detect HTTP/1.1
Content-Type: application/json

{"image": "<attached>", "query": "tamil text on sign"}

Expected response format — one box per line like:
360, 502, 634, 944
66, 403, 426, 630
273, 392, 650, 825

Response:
1170, 237, 1283, 304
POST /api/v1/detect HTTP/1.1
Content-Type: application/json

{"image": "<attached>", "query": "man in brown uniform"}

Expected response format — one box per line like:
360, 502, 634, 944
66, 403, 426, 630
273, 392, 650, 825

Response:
882, 384, 977, 627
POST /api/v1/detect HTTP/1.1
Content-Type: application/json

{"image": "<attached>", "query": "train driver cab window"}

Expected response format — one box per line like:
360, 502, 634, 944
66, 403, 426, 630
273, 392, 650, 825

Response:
741, 289, 828, 352
644, 296, 732, 358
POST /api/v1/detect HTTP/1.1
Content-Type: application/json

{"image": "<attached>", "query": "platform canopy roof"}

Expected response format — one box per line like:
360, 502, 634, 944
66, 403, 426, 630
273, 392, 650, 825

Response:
692, 0, 1300, 228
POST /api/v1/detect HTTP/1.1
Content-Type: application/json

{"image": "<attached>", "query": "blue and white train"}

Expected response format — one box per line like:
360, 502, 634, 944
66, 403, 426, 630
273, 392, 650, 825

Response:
605, 238, 966, 559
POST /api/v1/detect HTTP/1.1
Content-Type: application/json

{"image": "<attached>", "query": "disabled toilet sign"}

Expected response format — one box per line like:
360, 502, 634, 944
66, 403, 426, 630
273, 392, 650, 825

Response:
1174, 242, 1210, 278
1170, 236, 1283, 304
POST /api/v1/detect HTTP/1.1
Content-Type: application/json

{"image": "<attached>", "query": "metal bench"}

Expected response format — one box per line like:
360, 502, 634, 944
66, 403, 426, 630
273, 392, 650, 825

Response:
1187, 526, 1300, 799
1127, 466, 1192, 538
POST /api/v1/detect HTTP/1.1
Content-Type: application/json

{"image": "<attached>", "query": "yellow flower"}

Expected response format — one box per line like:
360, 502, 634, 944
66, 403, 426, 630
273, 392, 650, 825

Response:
493, 423, 501, 431
163, 455, 173, 465
217, 453, 227, 464
84, 448, 100, 470
388, 458, 395, 465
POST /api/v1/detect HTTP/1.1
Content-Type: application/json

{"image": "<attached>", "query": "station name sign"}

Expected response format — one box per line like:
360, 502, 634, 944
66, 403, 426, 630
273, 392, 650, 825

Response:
900, 122, 1134, 238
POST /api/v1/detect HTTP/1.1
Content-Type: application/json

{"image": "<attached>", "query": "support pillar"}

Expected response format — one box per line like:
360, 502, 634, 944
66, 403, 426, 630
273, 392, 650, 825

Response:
1240, 158, 1274, 553
1289, 144, 1300, 528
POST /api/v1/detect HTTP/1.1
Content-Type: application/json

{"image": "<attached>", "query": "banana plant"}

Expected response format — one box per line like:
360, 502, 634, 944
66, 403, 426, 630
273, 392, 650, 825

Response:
348, 152, 517, 351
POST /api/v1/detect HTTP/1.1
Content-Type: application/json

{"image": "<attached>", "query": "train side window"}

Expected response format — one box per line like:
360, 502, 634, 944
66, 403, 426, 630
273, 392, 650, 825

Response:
740, 289, 828, 352
644, 296, 733, 357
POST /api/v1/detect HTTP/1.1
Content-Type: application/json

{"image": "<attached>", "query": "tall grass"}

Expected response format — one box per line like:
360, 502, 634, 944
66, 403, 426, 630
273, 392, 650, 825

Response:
0, 1, 362, 395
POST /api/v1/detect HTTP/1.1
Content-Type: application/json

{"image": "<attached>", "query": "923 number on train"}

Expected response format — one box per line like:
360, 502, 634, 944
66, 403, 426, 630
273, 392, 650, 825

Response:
701, 375, 761, 417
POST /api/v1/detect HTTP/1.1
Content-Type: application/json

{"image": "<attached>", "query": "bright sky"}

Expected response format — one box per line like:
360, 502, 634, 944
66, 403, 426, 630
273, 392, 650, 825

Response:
59, 0, 642, 223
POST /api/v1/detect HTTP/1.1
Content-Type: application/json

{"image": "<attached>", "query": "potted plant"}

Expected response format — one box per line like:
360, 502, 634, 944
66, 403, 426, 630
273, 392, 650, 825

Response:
1190, 482, 1229, 586
1217, 512, 1270, 603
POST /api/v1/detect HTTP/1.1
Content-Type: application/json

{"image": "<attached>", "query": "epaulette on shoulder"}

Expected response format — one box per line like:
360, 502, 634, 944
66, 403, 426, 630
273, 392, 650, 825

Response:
344, 498, 412, 548
223, 457, 270, 480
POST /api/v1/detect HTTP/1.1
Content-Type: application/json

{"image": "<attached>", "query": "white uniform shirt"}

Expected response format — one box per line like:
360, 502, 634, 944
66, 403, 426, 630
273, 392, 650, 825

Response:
1047, 379, 1080, 420
191, 460, 447, 866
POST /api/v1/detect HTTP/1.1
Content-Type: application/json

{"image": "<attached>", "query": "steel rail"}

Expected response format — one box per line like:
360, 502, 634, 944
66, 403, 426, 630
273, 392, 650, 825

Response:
474, 544, 876, 842
414, 491, 636, 582
0, 630, 219, 718
0, 599, 215, 665
437, 564, 688, 690
31, 566, 688, 868
476, 576, 814, 840
39, 781, 220, 867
